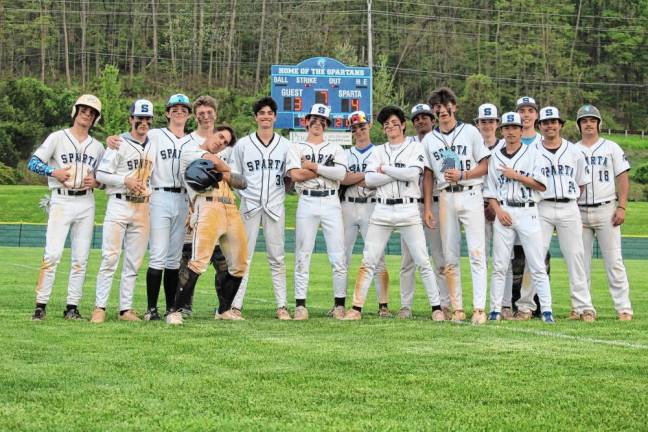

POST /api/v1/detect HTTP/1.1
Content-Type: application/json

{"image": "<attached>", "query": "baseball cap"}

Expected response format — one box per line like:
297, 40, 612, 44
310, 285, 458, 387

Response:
410, 103, 434, 120
305, 103, 331, 125
348, 110, 368, 127
538, 106, 565, 124
130, 99, 154, 117
516, 96, 538, 111
166, 93, 192, 112
499, 112, 523, 128
474, 103, 499, 122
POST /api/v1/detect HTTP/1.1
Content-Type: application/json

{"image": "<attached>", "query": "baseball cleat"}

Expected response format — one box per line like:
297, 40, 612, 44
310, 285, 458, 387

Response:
488, 311, 501, 321
343, 309, 362, 321
541, 311, 556, 324
32, 307, 46, 321
377, 305, 392, 318
514, 310, 533, 321
119, 310, 141, 322
230, 308, 245, 320
500, 307, 514, 320
179, 307, 193, 318
581, 310, 596, 323
90, 307, 106, 324
329, 305, 346, 320
451, 310, 466, 322
471, 309, 487, 325
144, 308, 161, 321
442, 307, 453, 321
165, 311, 183, 325
293, 306, 309, 321
431, 309, 445, 322
63, 307, 83, 320
618, 312, 633, 321
276, 307, 292, 320
569, 310, 581, 320
220, 309, 245, 321
398, 307, 412, 319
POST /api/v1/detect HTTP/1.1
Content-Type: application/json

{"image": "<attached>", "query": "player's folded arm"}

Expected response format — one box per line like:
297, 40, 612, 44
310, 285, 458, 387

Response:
365, 171, 393, 188
316, 164, 346, 181
382, 165, 420, 182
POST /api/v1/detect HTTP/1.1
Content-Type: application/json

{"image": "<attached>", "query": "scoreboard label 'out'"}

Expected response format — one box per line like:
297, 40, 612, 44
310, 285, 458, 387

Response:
271, 57, 373, 130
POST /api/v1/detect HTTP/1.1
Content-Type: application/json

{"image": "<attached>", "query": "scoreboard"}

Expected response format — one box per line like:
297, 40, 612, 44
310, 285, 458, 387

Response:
271, 57, 372, 130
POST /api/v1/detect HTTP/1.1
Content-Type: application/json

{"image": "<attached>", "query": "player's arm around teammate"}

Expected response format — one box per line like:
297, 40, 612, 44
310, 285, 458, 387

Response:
484, 112, 554, 323
344, 106, 443, 321
29, 95, 104, 321
575, 105, 633, 320
286, 104, 348, 321
228, 97, 292, 320
339, 110, 391, 319
91, 100, 156, 323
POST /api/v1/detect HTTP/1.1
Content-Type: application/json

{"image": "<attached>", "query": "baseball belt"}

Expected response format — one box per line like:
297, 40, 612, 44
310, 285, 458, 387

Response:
56, 188, 91, 196
376, 197, 421, 205
344, 197, 376, 203
114, 193, 149, 203
578, 200, 613, 208
499, 200, 535, 208
302, 189, 336, 197
546, 198, 571, 203
154, 187, 185, 193
443, 185, 474, 193
205, 196, 233, 205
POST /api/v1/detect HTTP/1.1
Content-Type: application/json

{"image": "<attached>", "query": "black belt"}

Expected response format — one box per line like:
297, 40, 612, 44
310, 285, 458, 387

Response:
115, 194, 149, 203
433, 196, 439, 202
443, 185, 474, 193
302, 189, 336, 197
205, 196, 233, 204
500, 200, 535, 208
154, 187, 185, 193
376, 197, 419, 205
546, 198, 571, 203
56, 189, 90, 196
345, 197, 376, 203
579, 200, 612, 208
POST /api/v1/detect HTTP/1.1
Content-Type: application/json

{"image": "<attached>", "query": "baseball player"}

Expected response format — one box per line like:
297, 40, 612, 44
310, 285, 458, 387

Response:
166, 125, 249, 325
228, 96, 292, 320
286, 103, 348, 321
399, 103, 450, 319
422, 87, 490, 324
517, 106, 597, 321
484, 112, 555, 323
91, 99, 156, 323
575, 104, 633, 321
29, 95, 104, 321
339, 110, 391, 318
344, 105, 443, 321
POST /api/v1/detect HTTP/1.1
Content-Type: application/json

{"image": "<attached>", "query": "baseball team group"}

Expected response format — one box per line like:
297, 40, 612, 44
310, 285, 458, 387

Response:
27, 86, 633, 325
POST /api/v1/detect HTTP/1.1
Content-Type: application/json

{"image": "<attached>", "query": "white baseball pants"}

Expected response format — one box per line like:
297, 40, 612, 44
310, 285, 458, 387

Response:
294, 194, 347, 300
490, 205, 552, 313
580, 202, 632, 314
35, 192, 95, 306
233, 203, 287, 309
148, 190, 188, 270
485, 218, 513, 308
95, 197, 150, 310
342, 200, 389, 305
400, 202, 449, 309
439, 188, 488, 311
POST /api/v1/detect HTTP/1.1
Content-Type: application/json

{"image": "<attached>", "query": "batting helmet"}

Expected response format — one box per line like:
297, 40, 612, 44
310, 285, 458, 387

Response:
71, 94, 102, 127
166, 94, 192, 112
576, 104, 602, 131
184, 159, 223, 193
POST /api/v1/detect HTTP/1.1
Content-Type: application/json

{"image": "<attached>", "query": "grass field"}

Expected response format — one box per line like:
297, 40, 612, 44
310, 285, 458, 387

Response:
601, 133, 648, 150
1, 185, 648, 236
2, 247, 648, 431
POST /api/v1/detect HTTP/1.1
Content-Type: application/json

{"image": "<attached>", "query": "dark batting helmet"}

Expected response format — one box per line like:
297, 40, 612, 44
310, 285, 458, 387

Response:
184, 159, 223, 192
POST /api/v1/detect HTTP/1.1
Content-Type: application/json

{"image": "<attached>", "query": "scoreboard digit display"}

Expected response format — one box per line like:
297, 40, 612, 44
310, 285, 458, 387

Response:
271, 57, 373, 131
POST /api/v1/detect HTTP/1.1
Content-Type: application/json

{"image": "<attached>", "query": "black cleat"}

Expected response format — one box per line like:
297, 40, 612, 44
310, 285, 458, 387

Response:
32, 307, 46, 321
63, 307, 83, 320
144, 307, 161, 321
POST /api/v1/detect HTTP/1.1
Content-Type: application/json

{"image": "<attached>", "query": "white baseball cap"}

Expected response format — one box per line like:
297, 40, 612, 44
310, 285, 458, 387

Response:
538, 106, 565, 124
474, 103, 499, 122
516, 96, 539, 111
410, 103, 434, 120
305, 103, 331, 125
499, 112, 523, 128
130, 99, 154, 117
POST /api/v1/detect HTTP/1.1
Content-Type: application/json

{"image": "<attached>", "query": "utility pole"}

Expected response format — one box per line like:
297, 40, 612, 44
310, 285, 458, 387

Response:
367, 0, 373, 69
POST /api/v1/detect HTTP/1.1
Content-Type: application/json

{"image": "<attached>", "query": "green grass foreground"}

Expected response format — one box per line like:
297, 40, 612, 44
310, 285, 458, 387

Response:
2, 247, 648, 431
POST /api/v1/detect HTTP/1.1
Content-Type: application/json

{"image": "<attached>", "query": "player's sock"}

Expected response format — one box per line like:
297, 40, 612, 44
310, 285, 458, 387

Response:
334, 297, 345, 307
36, 303, 47, 310
65, 304, 76, 311
164, 268, 180, 306
352, 306, 362, 312
432, 305, 442, 311
221, 275, 242, 311
296, 299, 306, 308
173, 269, 200, 312
379, 302, 388, 309
146, 268, 163, 310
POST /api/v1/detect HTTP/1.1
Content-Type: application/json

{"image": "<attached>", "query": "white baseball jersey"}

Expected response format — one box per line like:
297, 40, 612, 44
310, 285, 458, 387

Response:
344, 144, 378, 199
148, 128, 194, 188
422, 122, 491, 190
33, 129, 104, 190
286, 140, 347, 194
230, 133, 290, 220
536, 139, 590, 200
96, 135, 156, 195
485, 143, 546, 204
576, 138, 630, 205
367, 140, 426, 199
